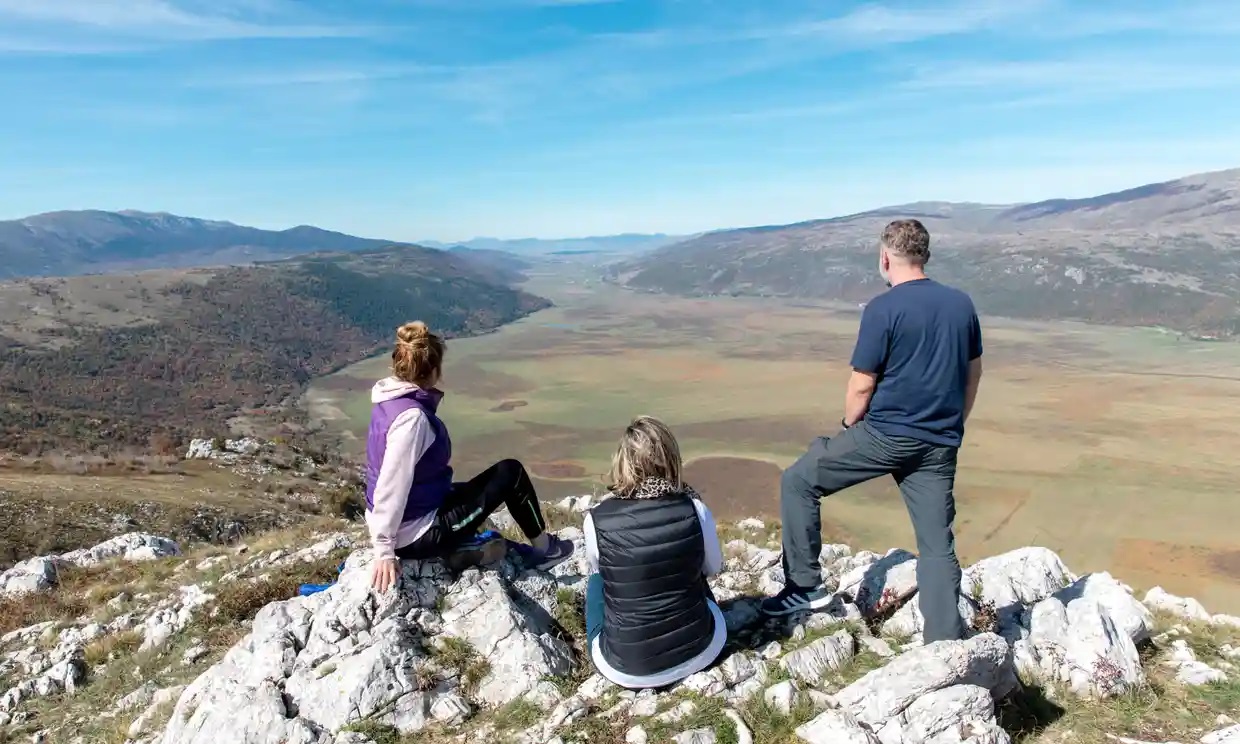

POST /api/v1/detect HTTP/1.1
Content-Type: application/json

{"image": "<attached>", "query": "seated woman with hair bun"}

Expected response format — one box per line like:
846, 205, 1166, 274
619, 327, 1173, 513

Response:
364, 321, 574, 592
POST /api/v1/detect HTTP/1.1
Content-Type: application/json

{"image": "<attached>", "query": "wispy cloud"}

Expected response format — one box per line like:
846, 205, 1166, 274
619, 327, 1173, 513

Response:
780, 0, 1051, 43
903, 58, 1240, 94
0, 0, 366, 43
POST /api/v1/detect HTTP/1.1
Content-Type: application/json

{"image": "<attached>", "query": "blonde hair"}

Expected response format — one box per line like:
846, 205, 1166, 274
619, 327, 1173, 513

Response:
391, 321, 445, 386
607, 415, 683, 497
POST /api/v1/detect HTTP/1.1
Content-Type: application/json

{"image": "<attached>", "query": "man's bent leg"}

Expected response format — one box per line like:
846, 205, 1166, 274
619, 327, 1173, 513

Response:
895, 446, 965, 643
778, 423, 901, 593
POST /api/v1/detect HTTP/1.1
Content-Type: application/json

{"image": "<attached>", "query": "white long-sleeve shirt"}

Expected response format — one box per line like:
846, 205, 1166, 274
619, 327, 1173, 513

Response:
366, 377, 440, 560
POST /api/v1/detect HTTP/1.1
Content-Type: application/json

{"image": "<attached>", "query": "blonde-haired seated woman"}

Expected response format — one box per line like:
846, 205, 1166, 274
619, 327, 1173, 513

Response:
583, 416, 726, 689
364, 321, 574, 592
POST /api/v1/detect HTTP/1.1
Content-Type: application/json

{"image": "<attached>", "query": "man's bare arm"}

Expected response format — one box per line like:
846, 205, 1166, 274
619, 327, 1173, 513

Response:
963, 357, 983, 423
844, 369, 878, 427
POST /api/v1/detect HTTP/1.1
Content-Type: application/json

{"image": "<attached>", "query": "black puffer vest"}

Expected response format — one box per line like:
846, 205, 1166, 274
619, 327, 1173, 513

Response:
592, 491, 715, 677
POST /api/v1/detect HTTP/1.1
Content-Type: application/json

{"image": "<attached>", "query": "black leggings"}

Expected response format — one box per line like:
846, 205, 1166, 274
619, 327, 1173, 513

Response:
395, 459, 546, 560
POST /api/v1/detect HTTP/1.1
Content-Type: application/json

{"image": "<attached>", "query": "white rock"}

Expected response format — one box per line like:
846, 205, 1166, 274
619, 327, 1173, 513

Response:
679, 668, 729, 697
60, 533, 181, 568
837, 549, 919, 617
962, 548, 1075, 611
440, 570, 574, 706
1019, 587, 1145, 698
724, 709, 754, 744
1143, 587, 1212, 623
140, 585, 215, 652
181, 645, 208, 666
764, 681, 799, 714
1070, 573, 1154, 644
674, 730, 716, 744
1203, 725, 1240, 744
576, 674, 617, 702
195, 556, 229, 572
184, 439, 214, 459
1212, 614, 1240, 630
873, 684, 997, 743
760, 642, 783, 660
225, 437, 263, 455
1165, 640, 1227, 686
117, 682, 160, 712
737, 518, 765, 531
796, 709, 881, 744
656, 701, 697, 724
882, 593, 979, 639
626, 725, 649, 744
781, 630, 855, 685
859, 636, 895, 659
554, 495, 595, 513
831, 633, 1017, 728
0, 556, 63, 597
128, 686, 186, 738
158, 552, 564, 743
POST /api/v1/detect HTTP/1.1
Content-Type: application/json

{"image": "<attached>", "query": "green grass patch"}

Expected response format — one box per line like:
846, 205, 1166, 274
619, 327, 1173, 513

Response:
340, 720, 403, 744
738, 693, 818, 744
555, 587, 586, 639
492, 698, 544, 731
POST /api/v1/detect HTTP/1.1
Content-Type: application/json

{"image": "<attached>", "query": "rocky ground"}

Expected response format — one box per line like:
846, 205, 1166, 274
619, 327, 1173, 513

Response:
0, 503, 1238, 744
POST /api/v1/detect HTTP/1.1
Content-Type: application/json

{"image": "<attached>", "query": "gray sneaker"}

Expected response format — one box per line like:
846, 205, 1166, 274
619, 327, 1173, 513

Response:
532, 535, 575, 571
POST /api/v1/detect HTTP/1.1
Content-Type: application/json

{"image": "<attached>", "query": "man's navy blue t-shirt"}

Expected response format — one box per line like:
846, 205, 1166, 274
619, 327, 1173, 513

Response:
850, 278, 982, 448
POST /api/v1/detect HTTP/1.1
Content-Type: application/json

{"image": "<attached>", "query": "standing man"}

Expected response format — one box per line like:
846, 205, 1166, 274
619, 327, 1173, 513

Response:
761, 219, 983, 644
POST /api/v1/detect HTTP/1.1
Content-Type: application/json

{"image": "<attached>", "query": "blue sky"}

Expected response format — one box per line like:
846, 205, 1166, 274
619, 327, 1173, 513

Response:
2, 0, 1239, 241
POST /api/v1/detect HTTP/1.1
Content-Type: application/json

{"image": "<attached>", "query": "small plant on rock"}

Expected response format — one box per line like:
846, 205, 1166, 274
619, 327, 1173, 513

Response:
434, 637, 491, 698
970, 599, 1000, 634
554, 587, 585, 639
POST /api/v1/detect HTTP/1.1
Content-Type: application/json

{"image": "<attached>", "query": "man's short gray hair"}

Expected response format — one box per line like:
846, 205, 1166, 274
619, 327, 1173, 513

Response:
881, 219, 931, 265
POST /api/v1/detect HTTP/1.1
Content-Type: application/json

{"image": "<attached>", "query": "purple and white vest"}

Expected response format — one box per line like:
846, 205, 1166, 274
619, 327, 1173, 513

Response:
364, 388, 453, 522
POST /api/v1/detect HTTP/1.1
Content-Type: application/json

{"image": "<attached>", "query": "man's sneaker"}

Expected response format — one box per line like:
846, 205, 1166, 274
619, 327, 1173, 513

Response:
532, 535, 575, 571
760, 584, 834, 616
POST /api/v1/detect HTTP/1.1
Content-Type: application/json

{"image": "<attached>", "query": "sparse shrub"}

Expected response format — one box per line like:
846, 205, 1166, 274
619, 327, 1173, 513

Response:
83, 629, 143, 666
211, 436, 227, 452
434, 637, 491, 697
213, 555, 342, 623
323, 482, 366, 521
213, 577, 297, 624
0, 587, 92, 637
148, 432, 180, 456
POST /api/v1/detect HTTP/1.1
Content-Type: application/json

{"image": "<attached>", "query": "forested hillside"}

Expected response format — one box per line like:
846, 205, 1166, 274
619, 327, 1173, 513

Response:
0, 247, 550, 453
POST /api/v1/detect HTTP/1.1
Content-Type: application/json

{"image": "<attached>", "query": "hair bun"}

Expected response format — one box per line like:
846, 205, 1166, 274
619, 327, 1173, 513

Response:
397, 321, 430, 344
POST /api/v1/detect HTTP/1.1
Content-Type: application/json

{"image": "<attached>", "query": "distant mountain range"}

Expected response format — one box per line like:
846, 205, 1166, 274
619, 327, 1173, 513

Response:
423, 233, 684, 256
0, 210, 412, 279
0, 210, 678, 279
614, 167, 1240, 337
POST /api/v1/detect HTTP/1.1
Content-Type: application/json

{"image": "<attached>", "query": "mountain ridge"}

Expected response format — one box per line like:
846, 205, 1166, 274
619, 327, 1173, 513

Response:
616, 167, 1240, 337
0, 209, 410, 279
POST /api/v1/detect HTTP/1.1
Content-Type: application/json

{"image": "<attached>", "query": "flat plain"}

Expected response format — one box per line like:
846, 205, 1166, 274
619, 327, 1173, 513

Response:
307, 269, 1240, 613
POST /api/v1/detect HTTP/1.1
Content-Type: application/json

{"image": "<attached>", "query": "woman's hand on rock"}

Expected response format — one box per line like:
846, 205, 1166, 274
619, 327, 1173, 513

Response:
371, 558, 398, 593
